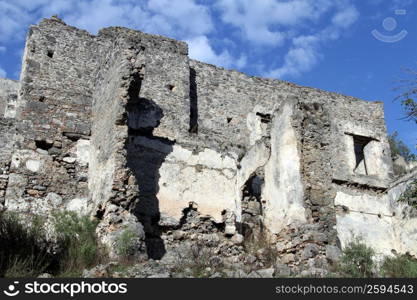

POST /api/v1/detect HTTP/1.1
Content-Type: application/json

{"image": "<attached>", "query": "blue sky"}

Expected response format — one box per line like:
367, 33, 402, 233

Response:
0, 0, 416, 153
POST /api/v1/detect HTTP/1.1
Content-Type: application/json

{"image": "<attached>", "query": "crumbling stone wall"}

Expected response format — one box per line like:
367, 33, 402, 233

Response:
0, 78, 19, 118
0, 118, 16, 210
89, 30, 148, 259
16, 17, 102, 141
3, 17, 103, 217
1, 17, 414, 275
335, 168, 417, 258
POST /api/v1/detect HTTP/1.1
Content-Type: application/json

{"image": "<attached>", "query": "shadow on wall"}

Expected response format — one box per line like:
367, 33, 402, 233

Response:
126, 68, 199, 260
126, 94, 174, 260
189, 67, 198, 134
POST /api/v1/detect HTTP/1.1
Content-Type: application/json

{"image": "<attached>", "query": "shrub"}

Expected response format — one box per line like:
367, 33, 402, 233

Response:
399, 180, 417, 209
53, 211, 101, 276
381, 254, 417, 278
340, 239, 375, 278
0, 212, 52, 277
0, 211, 103, 278
115, 229, 138, 260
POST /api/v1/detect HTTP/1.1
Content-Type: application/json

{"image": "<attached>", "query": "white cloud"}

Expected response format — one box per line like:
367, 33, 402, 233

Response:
0, 1, 32, 42
0, 0, 360, 80
187, 36, 247, 70
65, 0, 139, 34
147, 0, 213, 36
0, 0, 225, 73
187, 36, 232, 68
268, 35, 321, 78
266, 2, 359, 79
217, 0, 335, 46
0, 0, 214, 40
332, 6, 359, 28
58, 0, 212, 39
236, 55, 247, 69
0, 66, 6, 78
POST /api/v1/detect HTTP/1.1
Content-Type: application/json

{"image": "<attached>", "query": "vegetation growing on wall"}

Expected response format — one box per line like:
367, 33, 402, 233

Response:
0, 211, 103, 277
388, 131, 416, 162
399, 180, 417, 209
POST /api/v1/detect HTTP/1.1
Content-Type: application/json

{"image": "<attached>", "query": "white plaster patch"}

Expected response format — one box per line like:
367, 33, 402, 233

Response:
335, 192, 392, 216
157, 159, 238, 223
164, 146, 237, 170
10, 150, 45, 173
75, 139, 90, 166
262, 103, 306, 234
88, 145, 115, 207
335, 174, 417, 257
247, 112, 264, 146
26, 159, 41, 172
336, 212, 397, 256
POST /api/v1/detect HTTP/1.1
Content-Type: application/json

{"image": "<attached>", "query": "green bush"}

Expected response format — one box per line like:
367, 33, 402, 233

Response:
0, 211, 104, 278
399, 180, 417, 209
340, 239, 375, 277
53, 211, 101, 276
115, 229, 138, 259
0, 212, 52, 277
381, 254, 417, 278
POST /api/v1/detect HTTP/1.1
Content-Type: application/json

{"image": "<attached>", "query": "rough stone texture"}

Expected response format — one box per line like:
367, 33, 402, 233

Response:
0, 78, 19, 118
0, 17, 415, 272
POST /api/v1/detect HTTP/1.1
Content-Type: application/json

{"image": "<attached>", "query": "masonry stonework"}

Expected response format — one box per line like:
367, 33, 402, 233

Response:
0, 17, 416, 276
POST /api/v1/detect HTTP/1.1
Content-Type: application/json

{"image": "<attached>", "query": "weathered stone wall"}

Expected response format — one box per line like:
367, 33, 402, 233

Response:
89, 33, 127, 212
184, 59, 397, 272
88, 32, 143, 251
0, 118, 16, 209
189, 60, 291, 152
3, 17, 102, 217
0, 78, 19, 118
335, 169, 417, 258
2, 17, 413, 272
16, 17, 103, 142
328, 98, 393, 188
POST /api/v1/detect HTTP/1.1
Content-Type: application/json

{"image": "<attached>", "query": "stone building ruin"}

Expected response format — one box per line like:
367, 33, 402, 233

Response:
0, 17, 416, 273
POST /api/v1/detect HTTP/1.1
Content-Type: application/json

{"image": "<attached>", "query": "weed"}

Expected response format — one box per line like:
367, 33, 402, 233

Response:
115, 229, 138, 260
339, 238, 375, 278
381, 254, 417, 278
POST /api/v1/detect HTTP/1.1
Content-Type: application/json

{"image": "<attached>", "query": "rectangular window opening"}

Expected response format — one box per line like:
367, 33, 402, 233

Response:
352, 135, 372, 175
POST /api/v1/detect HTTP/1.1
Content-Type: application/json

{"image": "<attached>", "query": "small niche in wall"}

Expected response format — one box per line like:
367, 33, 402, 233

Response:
35, 139, 53, 151
47, 50, 54, 58
256, 112, 271, 123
